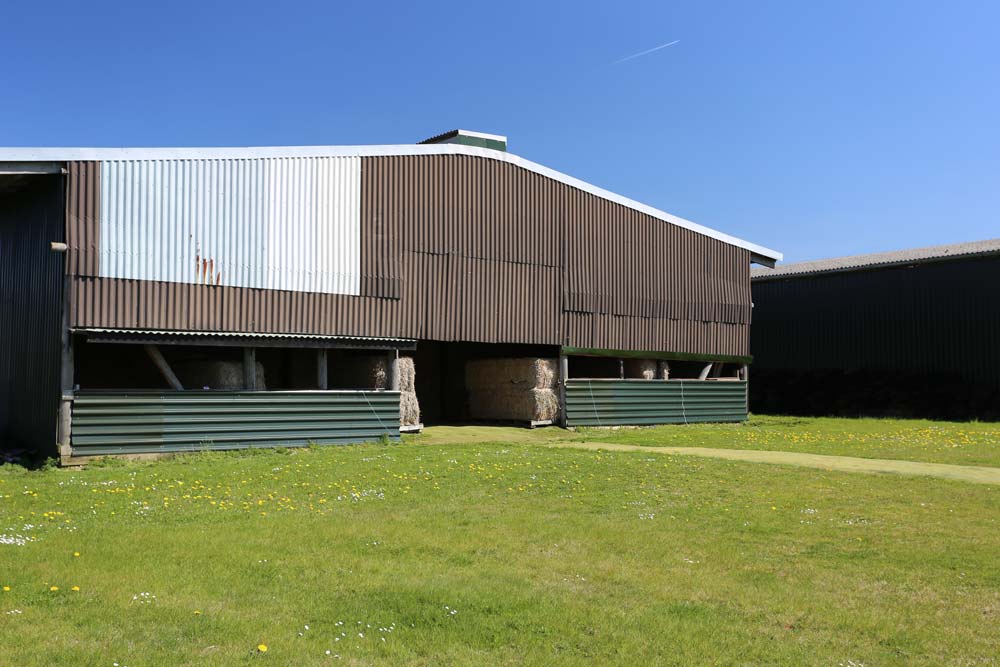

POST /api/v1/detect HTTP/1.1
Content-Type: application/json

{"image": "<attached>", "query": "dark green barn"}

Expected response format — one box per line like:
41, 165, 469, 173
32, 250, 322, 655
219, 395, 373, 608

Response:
750, 240, 1000, 420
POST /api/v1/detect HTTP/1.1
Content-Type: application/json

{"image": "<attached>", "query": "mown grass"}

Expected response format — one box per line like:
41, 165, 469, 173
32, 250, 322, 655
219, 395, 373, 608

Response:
416, 415, 1000, 467
2, 428, 999, 666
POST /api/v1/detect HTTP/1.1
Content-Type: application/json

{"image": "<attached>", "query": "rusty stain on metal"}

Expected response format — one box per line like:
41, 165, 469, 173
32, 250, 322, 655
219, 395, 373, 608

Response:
195, 242, 203, 284
193, 245, 219, 286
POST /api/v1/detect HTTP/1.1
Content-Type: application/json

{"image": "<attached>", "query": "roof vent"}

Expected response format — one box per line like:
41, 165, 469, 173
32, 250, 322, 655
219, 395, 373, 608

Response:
419, 129, 507, 151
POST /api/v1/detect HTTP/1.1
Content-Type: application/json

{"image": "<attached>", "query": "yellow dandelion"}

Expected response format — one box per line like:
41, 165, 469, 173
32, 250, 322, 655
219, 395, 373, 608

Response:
73, 552, 81, 557
71, 585, 80, 592
50, 585, 59, 591
193, 610, 202, 615
257, 643, 268, 653
2, 585, 9, 592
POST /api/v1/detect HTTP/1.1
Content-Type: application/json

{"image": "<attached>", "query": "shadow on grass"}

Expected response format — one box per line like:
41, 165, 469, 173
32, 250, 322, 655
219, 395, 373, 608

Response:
0, 446, 59, 471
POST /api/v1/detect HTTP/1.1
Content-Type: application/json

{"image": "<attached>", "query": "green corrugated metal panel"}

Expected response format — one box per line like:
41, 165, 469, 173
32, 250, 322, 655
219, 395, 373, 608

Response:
565, 380, 747, 427
71, 391, 400, 456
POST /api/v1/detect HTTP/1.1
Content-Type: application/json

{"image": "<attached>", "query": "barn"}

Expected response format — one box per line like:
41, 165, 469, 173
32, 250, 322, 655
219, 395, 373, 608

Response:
750, 240, 1000, 420
0, 131, 781, 462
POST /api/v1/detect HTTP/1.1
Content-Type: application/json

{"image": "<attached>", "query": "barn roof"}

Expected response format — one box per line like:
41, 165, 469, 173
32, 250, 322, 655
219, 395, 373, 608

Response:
0, 143, 781, 265
751, 238, 1000, 281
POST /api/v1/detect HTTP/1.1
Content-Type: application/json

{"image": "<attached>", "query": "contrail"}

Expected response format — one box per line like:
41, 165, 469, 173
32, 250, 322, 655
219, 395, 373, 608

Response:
612, 39, 680, 65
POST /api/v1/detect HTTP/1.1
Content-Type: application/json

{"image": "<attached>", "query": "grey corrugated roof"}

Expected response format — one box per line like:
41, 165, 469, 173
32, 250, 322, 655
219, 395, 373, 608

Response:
751, 239, 1000, 281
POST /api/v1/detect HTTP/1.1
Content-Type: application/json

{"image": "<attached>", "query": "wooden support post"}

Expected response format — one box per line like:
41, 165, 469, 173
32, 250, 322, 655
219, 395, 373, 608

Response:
739, 364, 749, 381
144, 344, 184, 391
388, 350, 400, 392
618, 359, 625, 379
243, 348, 257, 390
558, 354, 569, 428
317, 349, 328, 389
698, 362, 713, 381
58, 396, 72, 460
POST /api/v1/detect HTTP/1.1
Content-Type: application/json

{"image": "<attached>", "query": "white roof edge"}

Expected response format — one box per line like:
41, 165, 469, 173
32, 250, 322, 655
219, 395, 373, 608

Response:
0, 144, 782, 262
452, 129, 507, 142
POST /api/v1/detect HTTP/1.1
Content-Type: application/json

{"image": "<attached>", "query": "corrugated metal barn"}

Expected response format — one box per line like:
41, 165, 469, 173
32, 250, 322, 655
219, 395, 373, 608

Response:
1, 130, 781, 462
750, 240, 1000, 420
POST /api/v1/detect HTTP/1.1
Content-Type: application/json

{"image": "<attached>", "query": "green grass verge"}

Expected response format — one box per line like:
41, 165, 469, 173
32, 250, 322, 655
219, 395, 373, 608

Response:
2, 435, 999, 665
414, 415, 1000, 467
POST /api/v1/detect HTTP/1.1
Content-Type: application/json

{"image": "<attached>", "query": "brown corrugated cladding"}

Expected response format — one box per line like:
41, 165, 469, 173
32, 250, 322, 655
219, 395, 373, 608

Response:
374, 155, 563, 345
65, 162, 100, 276
67, 155, 750, 356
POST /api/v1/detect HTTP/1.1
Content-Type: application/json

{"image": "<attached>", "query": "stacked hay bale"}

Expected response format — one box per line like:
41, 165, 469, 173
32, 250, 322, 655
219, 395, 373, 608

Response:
338, 354, 420, 427
176, 360, 265, 390
465, 358, 559, 423
624, 359, 658, 380
397, 356, 420, 427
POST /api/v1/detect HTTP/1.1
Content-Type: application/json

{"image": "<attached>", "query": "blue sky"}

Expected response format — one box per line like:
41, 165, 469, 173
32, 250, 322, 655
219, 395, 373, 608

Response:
3, 0, 998, 262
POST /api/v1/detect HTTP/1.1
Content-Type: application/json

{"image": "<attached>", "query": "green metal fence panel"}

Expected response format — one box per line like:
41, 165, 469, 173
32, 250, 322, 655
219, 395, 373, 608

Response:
71, 390, 400, 456
565, 380, 747, 427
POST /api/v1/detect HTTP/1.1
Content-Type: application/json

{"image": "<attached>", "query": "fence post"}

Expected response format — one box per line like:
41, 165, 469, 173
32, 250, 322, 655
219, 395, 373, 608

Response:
559, 354, 569, 428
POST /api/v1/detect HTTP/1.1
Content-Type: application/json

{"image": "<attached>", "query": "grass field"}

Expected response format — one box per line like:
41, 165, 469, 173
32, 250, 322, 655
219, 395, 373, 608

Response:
416, 415, 1000, 467
2, 418, 999, 665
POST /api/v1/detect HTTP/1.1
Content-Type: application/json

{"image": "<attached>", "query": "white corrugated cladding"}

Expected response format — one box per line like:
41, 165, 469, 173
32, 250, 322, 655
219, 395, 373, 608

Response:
99, 157, 361, 295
